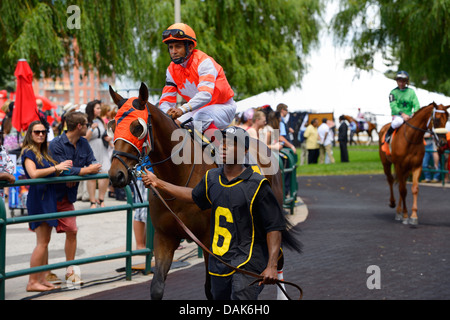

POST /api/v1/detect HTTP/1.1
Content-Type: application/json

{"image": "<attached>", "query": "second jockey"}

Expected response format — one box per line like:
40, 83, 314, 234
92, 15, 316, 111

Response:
384, 70, 420, 143
158, 23, 237, 141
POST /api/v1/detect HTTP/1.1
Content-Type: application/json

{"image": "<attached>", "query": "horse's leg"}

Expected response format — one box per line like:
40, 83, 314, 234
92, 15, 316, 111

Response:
382, 160, 396, 209
409, 167, 421, 225
396, 172, 409, 224
365, 130, 371, 146
150, 232, 180, 300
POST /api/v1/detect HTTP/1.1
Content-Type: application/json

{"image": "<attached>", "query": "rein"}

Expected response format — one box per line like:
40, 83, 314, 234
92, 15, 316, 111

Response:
147, 183, 303, 300
404, 107, 446, 145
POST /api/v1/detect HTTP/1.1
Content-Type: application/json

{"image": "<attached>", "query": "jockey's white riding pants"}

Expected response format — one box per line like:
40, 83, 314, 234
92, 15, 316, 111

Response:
391, 115, 404, 129
162, 98, 237, 131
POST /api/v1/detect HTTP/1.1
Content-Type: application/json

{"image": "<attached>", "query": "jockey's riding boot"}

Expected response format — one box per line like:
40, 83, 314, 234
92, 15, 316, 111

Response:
384, 126, 394, 143
203, 122, 221, 148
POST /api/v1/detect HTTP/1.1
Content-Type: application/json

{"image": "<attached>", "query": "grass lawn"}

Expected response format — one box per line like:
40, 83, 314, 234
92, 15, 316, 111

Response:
296, 145, 384, 176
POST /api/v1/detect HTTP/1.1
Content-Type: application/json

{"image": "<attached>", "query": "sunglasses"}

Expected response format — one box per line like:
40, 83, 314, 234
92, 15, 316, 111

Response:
162, 29, 196, 41
33, 130, 47, 135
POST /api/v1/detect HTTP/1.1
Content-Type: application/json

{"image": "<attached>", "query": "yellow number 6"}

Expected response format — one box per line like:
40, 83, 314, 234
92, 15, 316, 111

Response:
212, 207, 233, 256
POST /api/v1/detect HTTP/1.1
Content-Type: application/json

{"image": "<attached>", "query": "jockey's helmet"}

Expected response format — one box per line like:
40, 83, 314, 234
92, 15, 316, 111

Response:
162, 23, 197, 48
395, 71, 410, 83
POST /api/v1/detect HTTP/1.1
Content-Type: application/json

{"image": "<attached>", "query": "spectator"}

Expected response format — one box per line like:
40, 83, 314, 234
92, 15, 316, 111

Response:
247, 110, 266, 140
318, 118, 335, 164
303, 118, 319, 164
338, 115, 349, 163
422, 132, 441, 183
85, 100, 112, 208
133, 156, 153, 250
2, 101, 22, 156
276, 103, 296, 153
442, 131, 450, 183
238, 108, 254, 130
298, 114, 309, 165
349, 120, 357, 146
36, 99, 55, 142
49, 112, 102, 284
263, 111, 283, 151
21, 120, 72, 292
0, 126, 16, 202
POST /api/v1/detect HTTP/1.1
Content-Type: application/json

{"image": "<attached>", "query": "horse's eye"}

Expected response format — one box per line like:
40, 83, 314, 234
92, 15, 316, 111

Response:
130, 118, 148, 140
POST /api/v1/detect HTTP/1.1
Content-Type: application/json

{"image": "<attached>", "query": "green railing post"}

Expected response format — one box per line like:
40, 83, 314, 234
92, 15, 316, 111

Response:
125, 186, 133, 281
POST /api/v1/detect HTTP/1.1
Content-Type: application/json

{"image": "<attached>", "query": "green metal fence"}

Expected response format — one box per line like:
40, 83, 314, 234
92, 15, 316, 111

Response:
0, 174, 154, 300
279, 148, 299, 215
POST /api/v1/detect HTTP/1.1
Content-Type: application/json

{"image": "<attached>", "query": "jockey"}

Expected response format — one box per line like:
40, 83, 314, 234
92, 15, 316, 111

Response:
158, 23, 237, 141
384, 70, 420, 143
356, 108, 365, 131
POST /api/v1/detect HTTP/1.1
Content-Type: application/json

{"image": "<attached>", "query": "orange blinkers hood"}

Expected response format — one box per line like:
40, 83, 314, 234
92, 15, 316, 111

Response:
114, 98, 149, 154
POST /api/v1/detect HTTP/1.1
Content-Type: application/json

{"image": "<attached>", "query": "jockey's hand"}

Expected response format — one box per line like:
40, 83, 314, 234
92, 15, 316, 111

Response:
142, 168, 159, 188
167, 107, 183, 120
401, 113, 411, 121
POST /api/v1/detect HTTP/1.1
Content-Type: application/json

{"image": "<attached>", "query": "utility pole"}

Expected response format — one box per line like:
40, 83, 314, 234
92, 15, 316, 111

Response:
175, 0, 182, 106
174, 0, 181, 23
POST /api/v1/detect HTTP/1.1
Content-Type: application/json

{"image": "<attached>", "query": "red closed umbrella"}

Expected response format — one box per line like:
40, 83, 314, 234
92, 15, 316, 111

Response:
12, 59, 39, 132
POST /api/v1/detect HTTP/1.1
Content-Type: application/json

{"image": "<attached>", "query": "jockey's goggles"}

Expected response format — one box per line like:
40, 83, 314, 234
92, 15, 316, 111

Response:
162, 29, 196, 42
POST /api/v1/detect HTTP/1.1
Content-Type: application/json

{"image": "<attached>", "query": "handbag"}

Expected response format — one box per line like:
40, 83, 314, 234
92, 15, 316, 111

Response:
101, 131, 109, 148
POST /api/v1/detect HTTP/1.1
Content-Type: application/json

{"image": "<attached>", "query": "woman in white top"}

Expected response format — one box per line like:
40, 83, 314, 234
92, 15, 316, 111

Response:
85, 100, 113, 208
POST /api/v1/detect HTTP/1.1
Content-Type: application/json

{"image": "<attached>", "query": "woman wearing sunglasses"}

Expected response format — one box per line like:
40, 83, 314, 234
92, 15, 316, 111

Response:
159, 23, 237, 142
20, 120, 72, 292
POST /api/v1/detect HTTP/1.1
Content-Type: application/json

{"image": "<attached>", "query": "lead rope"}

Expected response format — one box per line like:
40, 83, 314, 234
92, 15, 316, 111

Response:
147, 184, 303, 300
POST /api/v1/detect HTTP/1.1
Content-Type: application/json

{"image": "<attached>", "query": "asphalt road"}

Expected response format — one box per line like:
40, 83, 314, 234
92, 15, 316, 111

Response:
77, 174, 450, 300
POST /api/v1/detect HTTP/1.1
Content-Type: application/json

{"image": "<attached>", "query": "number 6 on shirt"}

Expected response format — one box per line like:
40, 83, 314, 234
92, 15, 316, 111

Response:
212, 207, 233, 256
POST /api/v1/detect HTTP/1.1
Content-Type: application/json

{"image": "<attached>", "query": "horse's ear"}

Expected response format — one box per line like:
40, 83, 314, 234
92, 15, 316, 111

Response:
137, 82, 149, 108
109, 85, 124, 106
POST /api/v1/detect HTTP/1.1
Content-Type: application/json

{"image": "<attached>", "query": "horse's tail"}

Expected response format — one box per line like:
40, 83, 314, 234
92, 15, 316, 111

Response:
281, 217, 302, 253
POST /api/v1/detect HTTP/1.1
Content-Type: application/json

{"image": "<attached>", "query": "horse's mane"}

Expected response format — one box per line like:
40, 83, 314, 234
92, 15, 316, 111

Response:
412, 102, 436, 118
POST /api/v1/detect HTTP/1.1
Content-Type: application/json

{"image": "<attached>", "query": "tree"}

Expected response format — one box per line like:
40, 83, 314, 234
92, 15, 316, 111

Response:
0, 0, 323, 99
331, 0, 450, 96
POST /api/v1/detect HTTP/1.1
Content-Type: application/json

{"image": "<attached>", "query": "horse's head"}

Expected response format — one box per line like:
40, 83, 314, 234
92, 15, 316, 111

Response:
108, 82, 151, 188
434, 103, 450, 147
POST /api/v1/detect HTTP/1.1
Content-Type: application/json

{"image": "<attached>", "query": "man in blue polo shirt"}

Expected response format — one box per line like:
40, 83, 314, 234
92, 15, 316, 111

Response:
49, 111, 101, 281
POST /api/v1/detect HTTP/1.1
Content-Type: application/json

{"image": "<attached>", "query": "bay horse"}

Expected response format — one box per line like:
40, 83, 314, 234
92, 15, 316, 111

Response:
344, 115, 378, 145
378, 102, 449, 225
108, 83, 301, 299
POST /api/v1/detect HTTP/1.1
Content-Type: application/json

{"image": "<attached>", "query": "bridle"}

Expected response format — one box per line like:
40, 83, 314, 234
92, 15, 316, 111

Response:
404, 106, 448, 145
111, 100, 191, 202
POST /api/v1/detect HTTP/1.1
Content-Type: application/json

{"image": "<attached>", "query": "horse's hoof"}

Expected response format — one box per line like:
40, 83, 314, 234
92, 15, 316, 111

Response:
409, 218, 418, 226
389, 202, 396, 208
402, 218, 409, 225
395, 213, 402, 221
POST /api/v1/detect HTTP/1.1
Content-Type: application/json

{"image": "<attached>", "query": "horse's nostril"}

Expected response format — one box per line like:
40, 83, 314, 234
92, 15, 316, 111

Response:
110, 170, 128, 188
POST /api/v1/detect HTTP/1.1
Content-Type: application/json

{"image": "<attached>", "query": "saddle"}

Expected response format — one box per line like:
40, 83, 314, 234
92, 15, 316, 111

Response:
381, 131, 396, 156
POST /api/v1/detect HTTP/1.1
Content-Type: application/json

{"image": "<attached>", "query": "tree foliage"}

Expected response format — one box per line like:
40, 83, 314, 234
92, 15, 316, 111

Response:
0, 0, 323, 99
331, 0, 450, 96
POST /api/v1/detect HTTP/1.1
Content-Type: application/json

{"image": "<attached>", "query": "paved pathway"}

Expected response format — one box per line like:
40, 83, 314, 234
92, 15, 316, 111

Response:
78, 175, 450, 300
